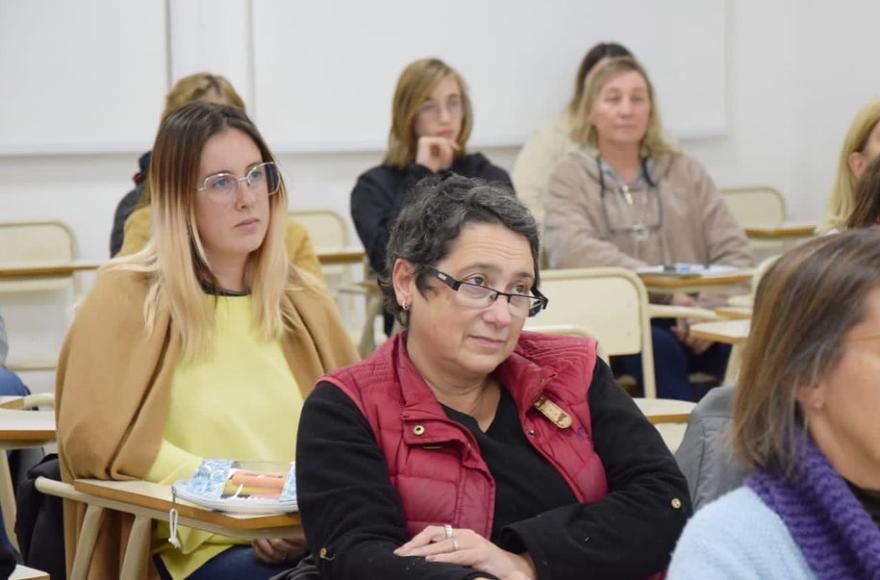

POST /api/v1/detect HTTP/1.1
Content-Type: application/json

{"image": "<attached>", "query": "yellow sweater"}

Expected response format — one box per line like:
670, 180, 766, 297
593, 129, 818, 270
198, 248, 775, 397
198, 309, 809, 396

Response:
56, 269, 358, 580
145, 295, 302, 579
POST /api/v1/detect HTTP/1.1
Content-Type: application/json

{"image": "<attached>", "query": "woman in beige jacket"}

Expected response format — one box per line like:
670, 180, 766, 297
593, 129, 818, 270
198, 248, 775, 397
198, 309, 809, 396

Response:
544, 56, 751, 402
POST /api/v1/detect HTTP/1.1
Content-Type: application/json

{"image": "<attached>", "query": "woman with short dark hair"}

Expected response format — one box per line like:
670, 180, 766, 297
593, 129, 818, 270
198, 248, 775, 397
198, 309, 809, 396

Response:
297, 174, 690, 579
669, 228, 880, 578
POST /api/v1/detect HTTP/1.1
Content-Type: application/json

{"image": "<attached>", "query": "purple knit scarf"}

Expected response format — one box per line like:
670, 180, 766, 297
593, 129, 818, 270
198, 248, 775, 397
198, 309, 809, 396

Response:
747, 438, 880, 579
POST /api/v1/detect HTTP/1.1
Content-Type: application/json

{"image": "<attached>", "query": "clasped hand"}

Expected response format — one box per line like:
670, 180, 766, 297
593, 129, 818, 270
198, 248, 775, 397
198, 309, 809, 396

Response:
394, 524, 536, 580
251, 536, 307, 564
669, 293, 713, 354
415, 136, 459, 173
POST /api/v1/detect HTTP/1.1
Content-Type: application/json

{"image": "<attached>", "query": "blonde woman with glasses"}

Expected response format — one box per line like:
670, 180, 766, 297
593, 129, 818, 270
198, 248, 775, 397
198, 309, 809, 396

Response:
351, 58, 512, 335
56, 102, 357, 580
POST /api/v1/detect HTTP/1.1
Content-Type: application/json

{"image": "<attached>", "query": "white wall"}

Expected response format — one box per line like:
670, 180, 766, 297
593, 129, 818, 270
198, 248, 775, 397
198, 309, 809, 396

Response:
2, 0, 880, 391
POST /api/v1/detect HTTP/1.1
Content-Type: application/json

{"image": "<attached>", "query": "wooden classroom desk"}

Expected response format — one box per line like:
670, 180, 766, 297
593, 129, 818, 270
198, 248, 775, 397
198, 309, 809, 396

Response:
0, 408, 55, 448
688, 319, 751, 345
714, 305, 752, 320
316, 248, 365, 265
638, 270, 753, 295
744, 223, 817, 240
57, 478, 301, 579
633, 397, 695, 452
73, 479, 301, 537
690, 319, 751, 386
634, 397, 695, 425
0, 407, 56, 553
0, 250, 365, 280
0, 261, 100, 279
10, 564, 50, 580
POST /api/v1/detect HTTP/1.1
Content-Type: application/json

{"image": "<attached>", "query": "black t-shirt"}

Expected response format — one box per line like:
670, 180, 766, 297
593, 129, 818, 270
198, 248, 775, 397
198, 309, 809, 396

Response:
441, 387, 576, 550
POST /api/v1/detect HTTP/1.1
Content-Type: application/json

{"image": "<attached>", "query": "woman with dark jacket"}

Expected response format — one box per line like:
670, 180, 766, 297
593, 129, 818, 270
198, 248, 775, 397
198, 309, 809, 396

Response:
298, 175, 690, 580
350, 59, 511, 333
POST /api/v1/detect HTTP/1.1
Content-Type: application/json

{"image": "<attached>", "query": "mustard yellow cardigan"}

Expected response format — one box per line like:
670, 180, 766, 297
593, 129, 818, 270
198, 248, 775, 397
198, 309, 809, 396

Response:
55, 269, 358, 579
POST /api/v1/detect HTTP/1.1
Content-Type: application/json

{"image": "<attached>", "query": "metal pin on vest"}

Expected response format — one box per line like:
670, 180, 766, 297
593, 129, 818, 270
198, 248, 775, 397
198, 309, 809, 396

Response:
532, 395, 573, 428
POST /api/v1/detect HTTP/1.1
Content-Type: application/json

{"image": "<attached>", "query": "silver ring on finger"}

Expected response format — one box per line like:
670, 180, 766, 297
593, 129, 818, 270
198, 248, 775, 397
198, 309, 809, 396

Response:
443, 524, 453, 539
450, 537, 459, 552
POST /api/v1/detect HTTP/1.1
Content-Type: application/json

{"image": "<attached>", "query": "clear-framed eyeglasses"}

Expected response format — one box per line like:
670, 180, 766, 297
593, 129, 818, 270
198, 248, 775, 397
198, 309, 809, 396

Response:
417, 96, 464, 121
196, 161, 281, 204
428, 267, 548, 318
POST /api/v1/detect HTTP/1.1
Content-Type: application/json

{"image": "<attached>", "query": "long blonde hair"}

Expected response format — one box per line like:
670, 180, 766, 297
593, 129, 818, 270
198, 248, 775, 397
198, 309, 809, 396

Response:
113, 102, 303, 361
821, 99, 880, 232
570, 56, 678, 157
383, 58, 473, 168
162, 72, 245, 121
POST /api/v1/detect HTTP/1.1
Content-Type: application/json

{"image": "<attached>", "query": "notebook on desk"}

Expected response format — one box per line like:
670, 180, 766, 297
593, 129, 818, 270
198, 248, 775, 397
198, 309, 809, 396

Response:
636, 264, 741, 278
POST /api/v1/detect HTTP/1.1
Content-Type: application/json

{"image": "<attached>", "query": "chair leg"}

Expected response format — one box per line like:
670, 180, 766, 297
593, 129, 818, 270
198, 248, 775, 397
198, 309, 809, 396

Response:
0, 452, 19, 553
119, 514, 151, 579
723, 344, 743, 385
70, 504, 105, 580
358, 293, 383, 358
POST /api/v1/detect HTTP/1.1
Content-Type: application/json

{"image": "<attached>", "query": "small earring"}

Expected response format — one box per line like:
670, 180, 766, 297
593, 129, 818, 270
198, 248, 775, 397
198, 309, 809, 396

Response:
401, 300, 409, 311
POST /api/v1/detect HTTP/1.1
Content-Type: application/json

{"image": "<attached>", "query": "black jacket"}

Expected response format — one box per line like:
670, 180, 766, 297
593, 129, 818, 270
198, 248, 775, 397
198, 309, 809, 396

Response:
109, 151, 151, 257
15, 454, 65, 580
350, 153, 512, 276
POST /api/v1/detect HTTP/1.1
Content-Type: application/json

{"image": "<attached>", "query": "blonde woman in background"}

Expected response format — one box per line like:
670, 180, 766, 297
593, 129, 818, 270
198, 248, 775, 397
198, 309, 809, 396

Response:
112, 72, 323, 279
350, 57, 512, 335
512, 42, 632, 227
544, 56, 751, 401
110, 72, 245, 256
820, 98, 880, 232
58, 102, 357, 580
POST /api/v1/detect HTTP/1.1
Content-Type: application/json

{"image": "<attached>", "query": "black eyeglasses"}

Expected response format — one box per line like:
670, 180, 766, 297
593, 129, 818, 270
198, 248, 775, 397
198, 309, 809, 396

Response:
428, 267, 548, 318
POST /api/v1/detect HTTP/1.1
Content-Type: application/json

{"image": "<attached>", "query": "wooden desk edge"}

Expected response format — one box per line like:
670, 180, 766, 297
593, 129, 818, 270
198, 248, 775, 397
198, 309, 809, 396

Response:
0, 398, 25, 409
73, 479, 300, 529
639, 273, 752, 288
688, 328, 749, 345
714, 307, 752, 320
0, 430, 55, 441
744, 224, 817, 238
646, 413, 692, 425
316, 250, 365, 265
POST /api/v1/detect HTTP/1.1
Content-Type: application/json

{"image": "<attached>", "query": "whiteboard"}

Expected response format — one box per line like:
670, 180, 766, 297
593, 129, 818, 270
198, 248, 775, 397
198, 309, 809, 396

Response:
253, 0, 727, 152
0, 0, 167, 154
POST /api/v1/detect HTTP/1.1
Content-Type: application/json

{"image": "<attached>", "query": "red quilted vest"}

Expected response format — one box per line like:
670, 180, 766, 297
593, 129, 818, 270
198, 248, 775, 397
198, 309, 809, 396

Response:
323, 331, 609, 538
